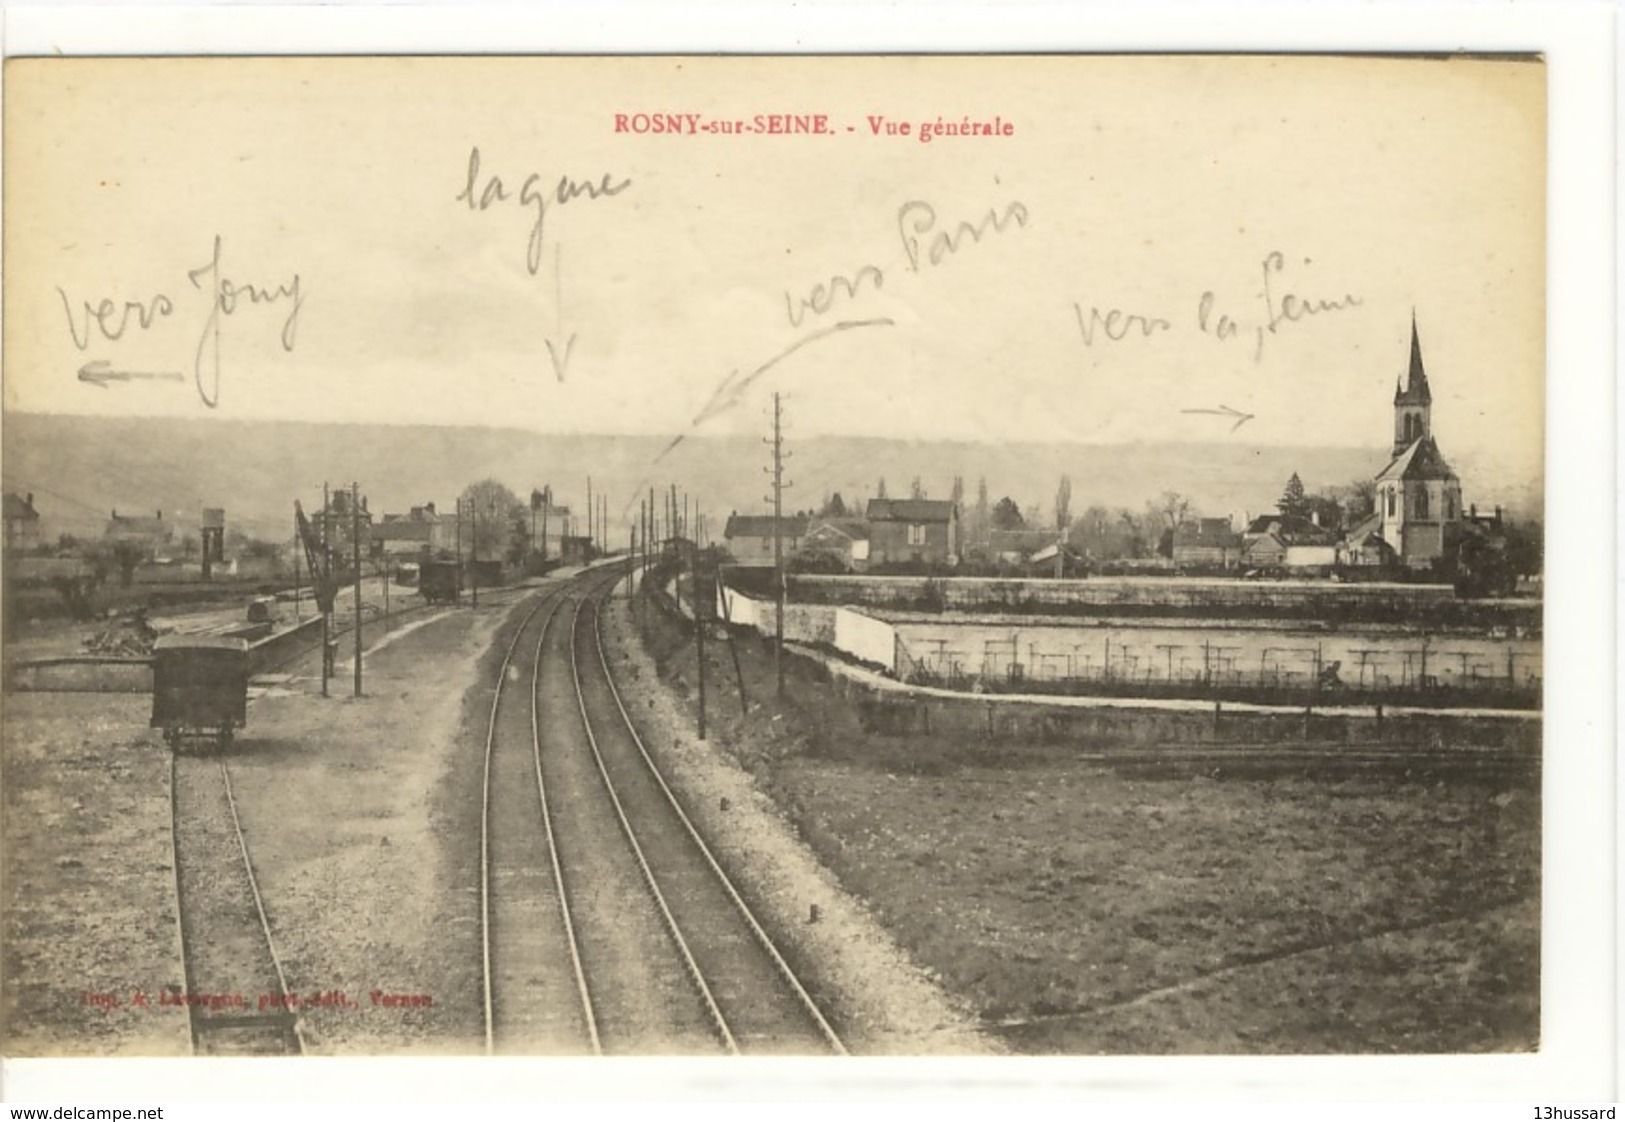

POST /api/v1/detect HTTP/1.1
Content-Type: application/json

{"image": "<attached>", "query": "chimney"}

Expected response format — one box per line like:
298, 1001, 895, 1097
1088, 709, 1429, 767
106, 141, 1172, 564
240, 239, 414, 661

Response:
25, 493, 33, 510
1470, 503, 1477, 519
156, 510, 163, 521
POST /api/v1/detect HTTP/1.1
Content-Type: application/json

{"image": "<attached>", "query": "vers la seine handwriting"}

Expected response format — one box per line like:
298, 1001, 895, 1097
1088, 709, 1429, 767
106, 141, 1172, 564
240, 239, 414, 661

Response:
56, 235, 303, 409
1074, 251, 1362, 361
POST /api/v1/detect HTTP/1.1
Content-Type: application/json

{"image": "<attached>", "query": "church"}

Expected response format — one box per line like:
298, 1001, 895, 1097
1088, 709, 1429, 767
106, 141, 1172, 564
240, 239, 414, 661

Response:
1368, 317, 1464, 568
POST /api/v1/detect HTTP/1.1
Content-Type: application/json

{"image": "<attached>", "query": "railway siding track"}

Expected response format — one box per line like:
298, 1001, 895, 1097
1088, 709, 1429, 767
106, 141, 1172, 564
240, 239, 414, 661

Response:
168, 752, 303, 1056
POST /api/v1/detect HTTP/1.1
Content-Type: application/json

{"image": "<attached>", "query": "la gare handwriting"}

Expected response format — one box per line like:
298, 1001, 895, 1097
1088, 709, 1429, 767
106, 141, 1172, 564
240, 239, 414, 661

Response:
56, 235, 303, 409
455, 145, 631, 277
1074, 252, 1362, 361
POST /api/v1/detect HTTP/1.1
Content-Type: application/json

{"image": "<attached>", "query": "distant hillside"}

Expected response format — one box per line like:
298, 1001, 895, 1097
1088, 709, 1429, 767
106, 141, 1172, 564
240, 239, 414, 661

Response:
1, 412, 1542, 544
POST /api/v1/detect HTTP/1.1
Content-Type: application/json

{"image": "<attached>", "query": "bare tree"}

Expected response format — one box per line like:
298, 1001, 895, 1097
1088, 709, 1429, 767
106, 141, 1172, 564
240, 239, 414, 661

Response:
1157, 490, 1192, 528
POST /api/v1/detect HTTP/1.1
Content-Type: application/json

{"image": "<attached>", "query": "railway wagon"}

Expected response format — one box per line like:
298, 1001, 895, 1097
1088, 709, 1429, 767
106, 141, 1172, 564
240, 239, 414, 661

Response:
419, 559, 462, 604
151, 635, 250, 750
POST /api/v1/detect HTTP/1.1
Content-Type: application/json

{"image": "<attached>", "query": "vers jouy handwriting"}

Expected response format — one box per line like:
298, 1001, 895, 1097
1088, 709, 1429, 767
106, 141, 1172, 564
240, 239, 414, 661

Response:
57, 235, 304, 408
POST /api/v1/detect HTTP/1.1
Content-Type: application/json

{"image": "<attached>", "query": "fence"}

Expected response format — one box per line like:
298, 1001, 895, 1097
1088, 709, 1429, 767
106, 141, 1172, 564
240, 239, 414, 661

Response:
896, 624, 1541, 711
787, 573, 1540, 629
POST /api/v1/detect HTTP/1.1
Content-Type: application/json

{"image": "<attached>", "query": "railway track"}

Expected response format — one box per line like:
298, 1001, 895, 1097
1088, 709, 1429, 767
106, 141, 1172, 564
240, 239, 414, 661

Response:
167, 751, 303, 1056
479, 586, 598, 1054
477, 565, 845, 1054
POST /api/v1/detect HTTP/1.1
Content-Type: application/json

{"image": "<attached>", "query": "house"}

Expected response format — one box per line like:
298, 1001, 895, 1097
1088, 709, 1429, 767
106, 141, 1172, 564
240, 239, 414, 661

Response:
1172, 517, 1242, 569
988, 528, 1061, 566
3, 492, 42, 551
1026, 540, 1087, 577
723, 513, 809, 567
1242, 512, 1337, 569
1373, 318, 1464, 568
104, 509, 174, 559
527, 496, 571, 558
1284, 543, 1338, 569
1337, 520, 1397, 568
312, 492, 373, 557
559, 534, 596, 565
802, 518, 871, 571
373, 503, 448, 558
867, 499, 959, 567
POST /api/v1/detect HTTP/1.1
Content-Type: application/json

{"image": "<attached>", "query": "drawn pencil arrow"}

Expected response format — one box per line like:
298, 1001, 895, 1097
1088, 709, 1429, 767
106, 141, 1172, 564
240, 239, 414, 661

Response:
544, 243, 577, 383
657, 317, 896, 461
1180, 404, 1256, 433
78, 360, 184, 388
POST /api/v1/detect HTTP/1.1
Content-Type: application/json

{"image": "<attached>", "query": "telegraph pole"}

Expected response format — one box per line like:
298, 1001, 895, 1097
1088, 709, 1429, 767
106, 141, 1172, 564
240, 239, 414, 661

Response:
767, 392, 789, 698
693, 500, 707, 740
293, 514, 302, 624
471, 498, 480, 608
352, 481, 363, 698
454, 498, 463, 605
586, 476, 594, 557
321, 482, 331, 698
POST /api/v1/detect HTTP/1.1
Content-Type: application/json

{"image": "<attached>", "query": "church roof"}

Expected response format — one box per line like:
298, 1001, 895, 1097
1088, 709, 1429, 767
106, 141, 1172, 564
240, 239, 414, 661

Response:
1375, 435, 1459, 483
1393, 315, 1432, 406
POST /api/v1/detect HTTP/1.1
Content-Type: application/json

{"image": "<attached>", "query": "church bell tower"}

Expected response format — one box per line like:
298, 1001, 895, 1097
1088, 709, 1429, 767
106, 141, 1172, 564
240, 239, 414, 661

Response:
1393, 314, 1433, 456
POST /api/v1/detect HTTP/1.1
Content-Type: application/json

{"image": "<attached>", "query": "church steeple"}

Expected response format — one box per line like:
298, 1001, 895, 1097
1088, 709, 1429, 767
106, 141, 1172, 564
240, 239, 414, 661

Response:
1393, 313, 1433, 454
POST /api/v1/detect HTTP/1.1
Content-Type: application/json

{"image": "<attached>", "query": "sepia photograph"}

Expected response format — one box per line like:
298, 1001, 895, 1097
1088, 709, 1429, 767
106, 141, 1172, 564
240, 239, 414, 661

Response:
0, 23, 1612, 1104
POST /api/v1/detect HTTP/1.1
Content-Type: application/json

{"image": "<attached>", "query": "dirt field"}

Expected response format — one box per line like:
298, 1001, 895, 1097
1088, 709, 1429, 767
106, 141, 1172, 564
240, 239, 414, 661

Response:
4, 571, 994, 1057
633, 592, 1541, 1054
2, 598, 509, 1055
1, 694, 191, 1055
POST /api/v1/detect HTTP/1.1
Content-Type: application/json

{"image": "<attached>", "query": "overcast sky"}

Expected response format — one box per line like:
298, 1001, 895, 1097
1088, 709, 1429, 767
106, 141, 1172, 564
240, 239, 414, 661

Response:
4, 55, 1544, 485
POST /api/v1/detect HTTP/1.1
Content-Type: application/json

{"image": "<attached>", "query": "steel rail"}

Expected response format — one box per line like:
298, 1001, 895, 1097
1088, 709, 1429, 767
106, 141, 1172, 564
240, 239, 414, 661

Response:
527, 597, 601, 1054
583, 576, 848, 1054
164, 751, 197, 1055
565, 592, 739, 1054
479, 589, 561, 1053
168, 750, 304, 1055
217, 756, 307, 1053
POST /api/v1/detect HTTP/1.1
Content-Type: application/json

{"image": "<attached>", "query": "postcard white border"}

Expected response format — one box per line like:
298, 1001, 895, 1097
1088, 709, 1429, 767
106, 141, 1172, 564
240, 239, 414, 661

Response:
0, 0, 1615, 1109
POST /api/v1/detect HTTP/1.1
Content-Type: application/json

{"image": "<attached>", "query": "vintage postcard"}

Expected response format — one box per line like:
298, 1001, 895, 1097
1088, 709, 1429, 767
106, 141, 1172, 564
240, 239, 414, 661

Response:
0, 42, 1604, 1100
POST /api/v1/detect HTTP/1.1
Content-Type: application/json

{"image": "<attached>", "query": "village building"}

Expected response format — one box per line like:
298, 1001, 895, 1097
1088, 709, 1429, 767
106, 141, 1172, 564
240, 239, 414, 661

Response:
988, 527, 1061, 566
802, 517, 871, 571
866, 498, 960, 568
723, 513, 809, 567
104, 508, 174, 559
1241, 512, 1340, 570
1172, 517, 1243, 569
3, 492, 42, 552
373, 503, 450, 559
